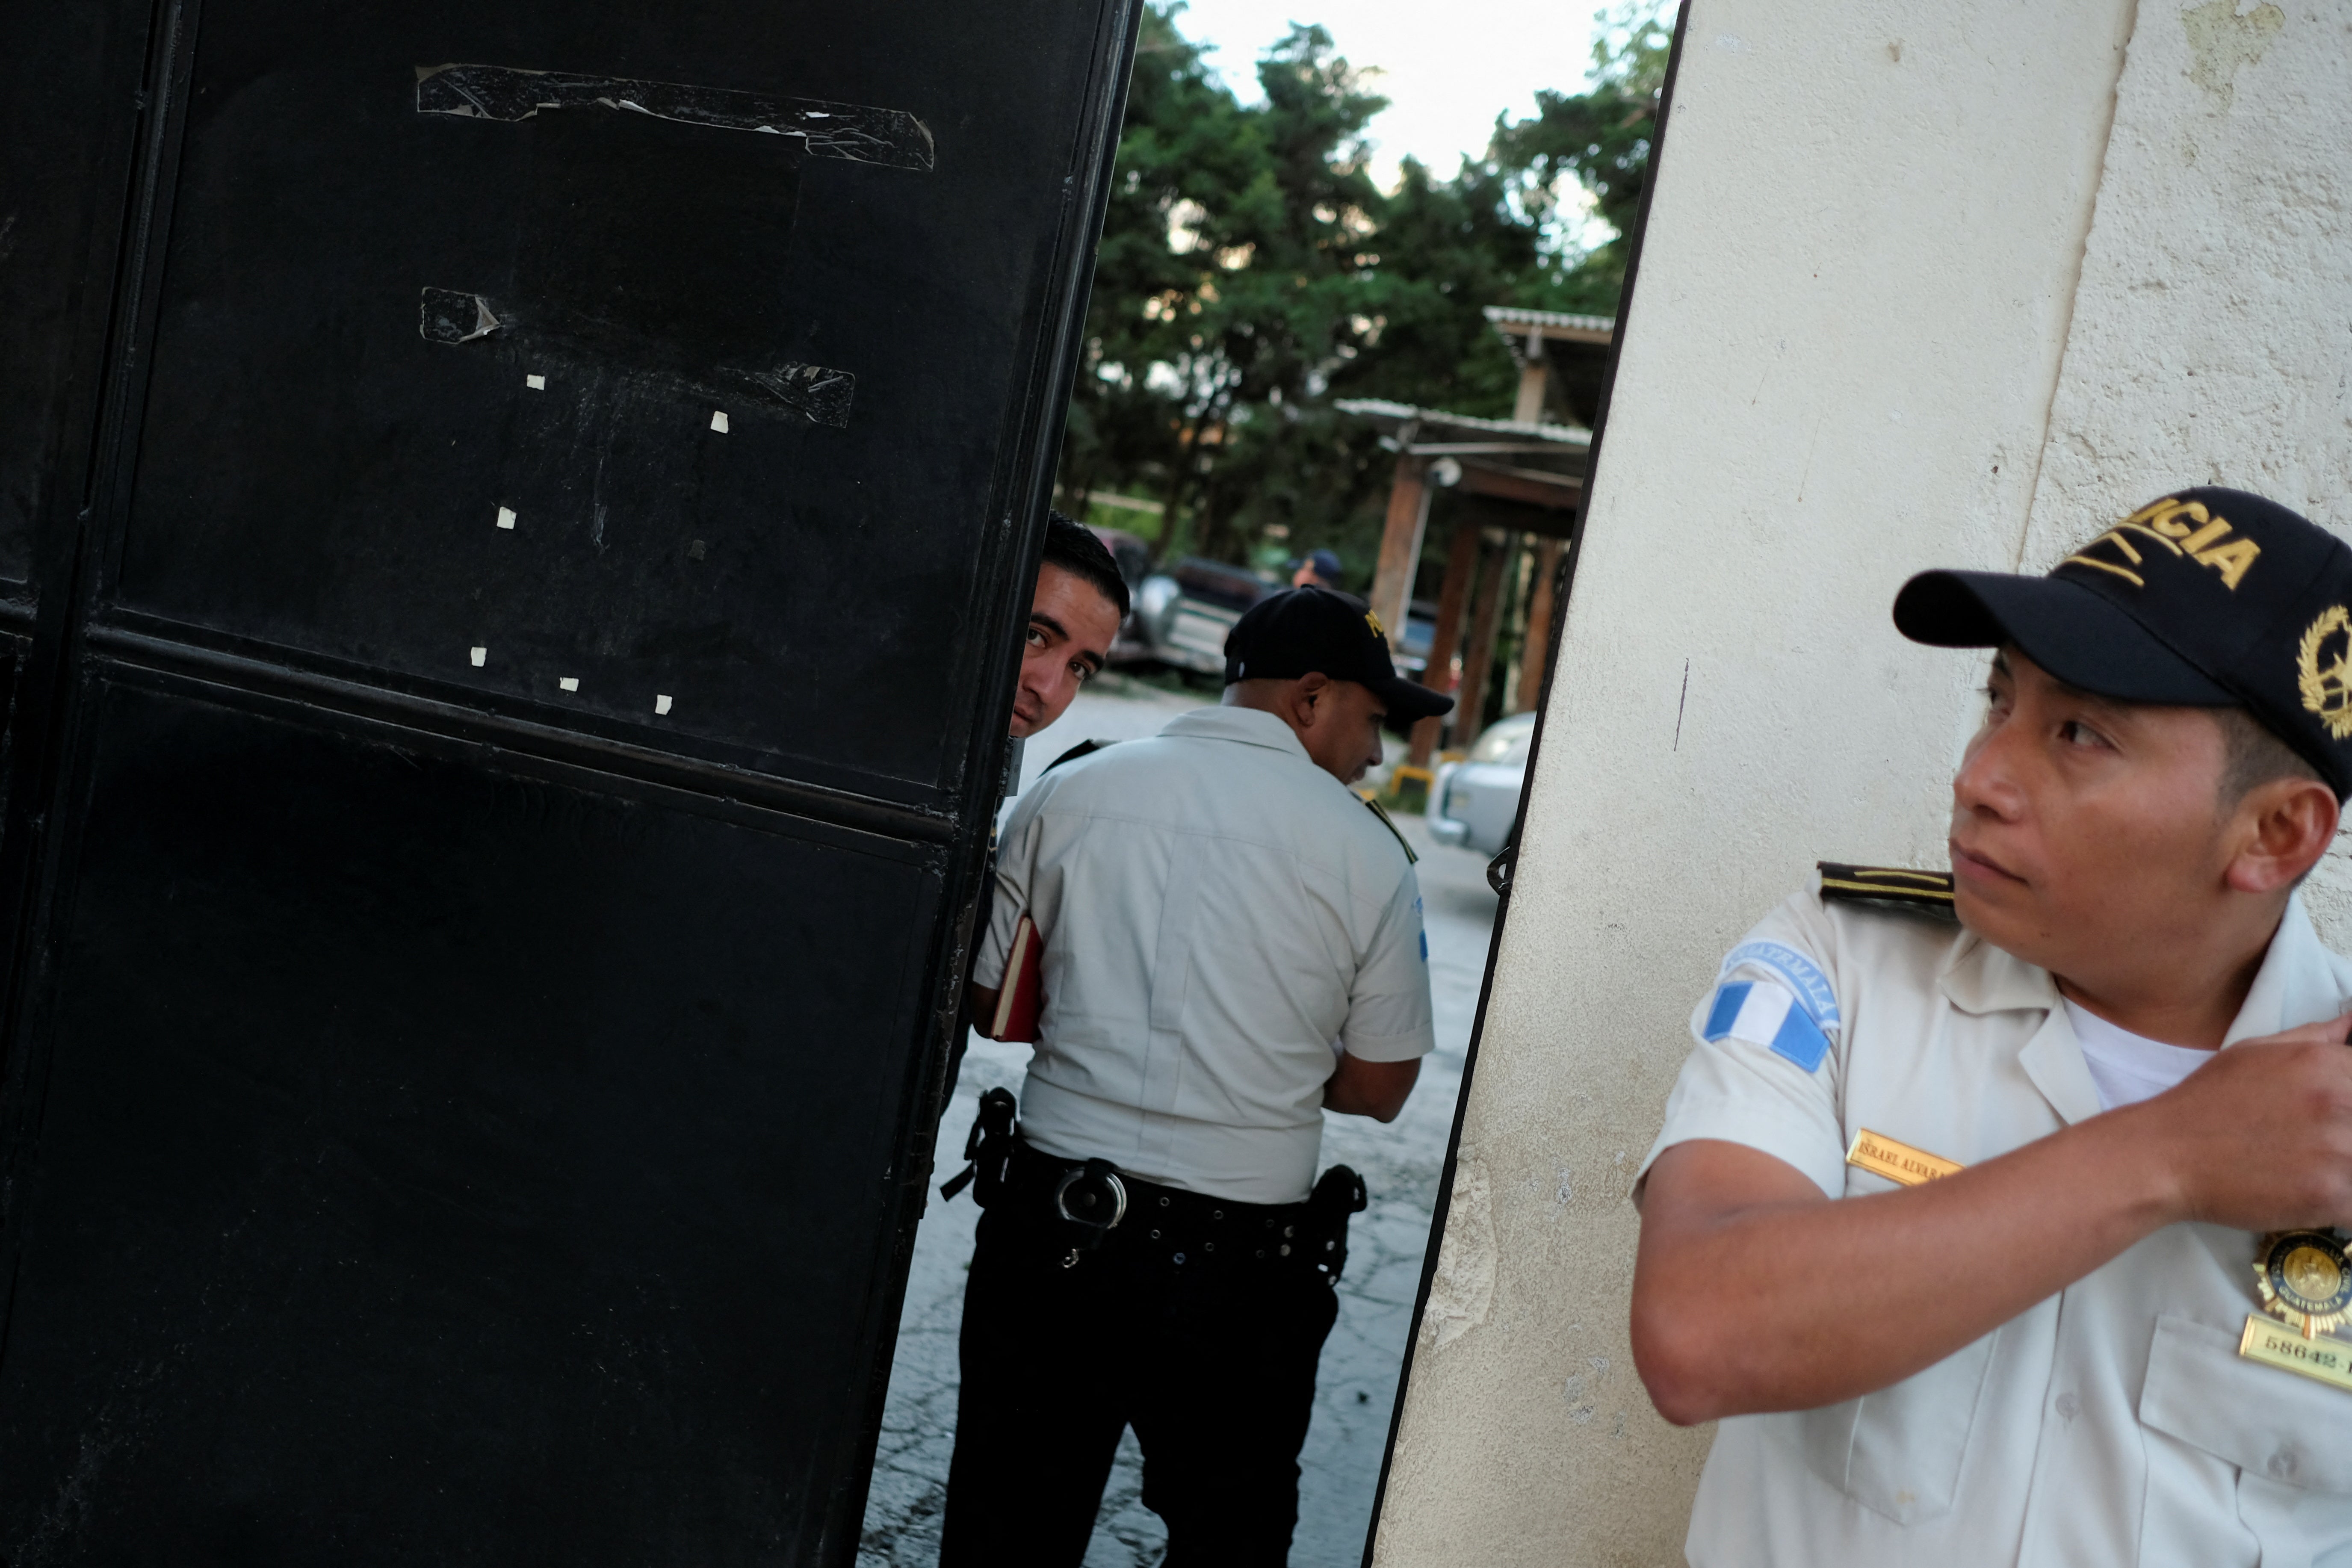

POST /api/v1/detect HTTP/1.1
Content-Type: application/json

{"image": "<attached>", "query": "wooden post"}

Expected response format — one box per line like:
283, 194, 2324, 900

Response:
1513, 361, 1550, 425
1408, 520, 1481, 768
1513, 537, 1566, 716
1452, 532, 1516, 752
1369, 452, 1431, 642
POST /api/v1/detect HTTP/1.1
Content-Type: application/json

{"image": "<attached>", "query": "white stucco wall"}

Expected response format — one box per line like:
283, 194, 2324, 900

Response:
1372, 1, 2144, 1560
2021, 0, 2352, 557
1380, 0, 2352, 1559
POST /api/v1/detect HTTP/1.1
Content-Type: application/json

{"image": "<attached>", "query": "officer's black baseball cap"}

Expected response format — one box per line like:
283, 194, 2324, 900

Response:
1893, 487, 2352, 797
1225, 585, 1454, 732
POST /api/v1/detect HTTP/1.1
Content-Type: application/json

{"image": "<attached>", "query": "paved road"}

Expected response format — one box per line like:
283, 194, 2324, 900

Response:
859, 677, 1500, 1568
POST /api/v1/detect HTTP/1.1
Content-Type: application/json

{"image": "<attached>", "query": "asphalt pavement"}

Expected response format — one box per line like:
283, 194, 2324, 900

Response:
858, 675, 1500, 1568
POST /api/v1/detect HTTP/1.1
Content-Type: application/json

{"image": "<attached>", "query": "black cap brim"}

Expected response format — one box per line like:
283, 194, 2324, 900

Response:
1372, 674, 1453, 732
1893, 570, 2235, 705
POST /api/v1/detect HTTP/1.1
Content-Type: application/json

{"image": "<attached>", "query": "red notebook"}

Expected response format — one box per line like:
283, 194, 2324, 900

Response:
986, 914, 1043, 1042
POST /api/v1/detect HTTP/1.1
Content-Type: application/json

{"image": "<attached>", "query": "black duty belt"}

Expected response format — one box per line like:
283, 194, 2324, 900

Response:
940, 1087, 1368, 1282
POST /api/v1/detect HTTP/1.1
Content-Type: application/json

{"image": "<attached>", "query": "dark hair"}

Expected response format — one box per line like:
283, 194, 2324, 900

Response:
2213, 708, 2331, 889
1040, 511, 1131, 620
2216, 706, 2325, 806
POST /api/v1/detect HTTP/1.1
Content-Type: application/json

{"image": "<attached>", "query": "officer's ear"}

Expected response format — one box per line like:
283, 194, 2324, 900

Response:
2224, 775, 2338, 895
1292, 671, 1335, 724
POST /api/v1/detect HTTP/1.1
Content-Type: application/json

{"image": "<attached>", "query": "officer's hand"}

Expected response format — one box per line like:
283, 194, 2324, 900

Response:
2133, 1011, 2352, 1231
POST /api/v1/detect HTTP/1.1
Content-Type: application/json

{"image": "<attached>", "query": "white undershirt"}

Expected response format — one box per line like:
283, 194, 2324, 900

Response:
2061, 998, 2218, 1112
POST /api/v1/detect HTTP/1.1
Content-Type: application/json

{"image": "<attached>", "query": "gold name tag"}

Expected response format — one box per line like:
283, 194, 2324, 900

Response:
1846, 1129, 1965, 1187
2239, 1314, 2352, 1393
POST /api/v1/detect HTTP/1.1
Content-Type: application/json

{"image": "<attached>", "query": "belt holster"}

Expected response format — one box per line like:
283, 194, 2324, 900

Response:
1305, 1163, 1369, 1283
938, 1086, 1018, 1206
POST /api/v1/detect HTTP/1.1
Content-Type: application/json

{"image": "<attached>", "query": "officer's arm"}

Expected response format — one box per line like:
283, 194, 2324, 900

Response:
1632, 1134, 2172, 1425
1634, 1015, 2352, 1425
968, 983, 999, 1027
1324, 1054, 1418, 1121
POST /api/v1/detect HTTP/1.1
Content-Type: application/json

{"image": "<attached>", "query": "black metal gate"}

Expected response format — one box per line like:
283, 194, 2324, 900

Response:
0, 0, 1136, 1558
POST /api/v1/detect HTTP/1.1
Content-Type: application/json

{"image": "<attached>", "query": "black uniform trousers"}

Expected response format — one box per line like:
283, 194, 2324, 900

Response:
937, 1193, 1341, 1565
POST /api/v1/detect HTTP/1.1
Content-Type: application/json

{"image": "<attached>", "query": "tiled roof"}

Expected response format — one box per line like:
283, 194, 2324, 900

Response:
1481, 304, 1617, 337
1333, 398, 1590, 446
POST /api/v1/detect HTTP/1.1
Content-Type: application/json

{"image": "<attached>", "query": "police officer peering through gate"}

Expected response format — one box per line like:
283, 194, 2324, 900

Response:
1011, 514, 1130, 744
935, 513, 1130, 1128
938, 585, 1452, 1565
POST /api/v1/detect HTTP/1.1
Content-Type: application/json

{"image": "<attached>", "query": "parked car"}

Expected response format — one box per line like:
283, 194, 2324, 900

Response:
1427, 710, 1537, 856
1117, 556, 1278, 676
1090, 526, 1152, 602
1390, 598, 1437, 677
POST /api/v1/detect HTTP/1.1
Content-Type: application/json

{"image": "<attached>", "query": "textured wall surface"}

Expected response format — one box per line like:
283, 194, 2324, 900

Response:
2021, 0, 2352, 556
1371, 0, 2139, 1561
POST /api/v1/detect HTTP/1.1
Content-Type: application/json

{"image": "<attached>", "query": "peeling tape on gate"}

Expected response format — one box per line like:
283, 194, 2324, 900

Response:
414, 64, 936, 171
420, 287, 500, 344
723, 362, 855, 428
414, 289, 857, 428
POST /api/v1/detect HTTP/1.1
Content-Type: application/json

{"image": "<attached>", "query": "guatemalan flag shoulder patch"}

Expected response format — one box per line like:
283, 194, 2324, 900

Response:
1699, 939, 1839, 1073
1703, 979, 1830, 1073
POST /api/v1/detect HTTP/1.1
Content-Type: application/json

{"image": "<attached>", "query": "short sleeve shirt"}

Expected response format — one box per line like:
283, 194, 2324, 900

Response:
975, 706, 1434, 1205
1640, 886, 2352, 1568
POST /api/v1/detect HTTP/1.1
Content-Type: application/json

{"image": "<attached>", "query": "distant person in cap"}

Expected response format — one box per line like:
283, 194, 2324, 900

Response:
1291, 547, 1344, 589
937, 585, 1452, 1565
1012, 512, 1130, 739
1631, 489, 2352, 1565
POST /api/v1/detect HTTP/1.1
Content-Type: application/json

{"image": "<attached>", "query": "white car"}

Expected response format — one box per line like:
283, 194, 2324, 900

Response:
1427, 711, 1537, 857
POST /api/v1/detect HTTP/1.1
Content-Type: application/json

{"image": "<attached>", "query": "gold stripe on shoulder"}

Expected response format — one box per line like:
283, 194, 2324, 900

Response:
1817, 862, 1956, 919
1819, 877, 1955, 902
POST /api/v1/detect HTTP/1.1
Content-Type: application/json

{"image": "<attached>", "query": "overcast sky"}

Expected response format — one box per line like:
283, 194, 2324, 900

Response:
1169, 0, 1604, 189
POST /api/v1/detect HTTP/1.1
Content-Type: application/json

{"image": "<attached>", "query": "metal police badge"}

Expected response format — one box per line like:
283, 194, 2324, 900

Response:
2254, 1229, 2352, 1338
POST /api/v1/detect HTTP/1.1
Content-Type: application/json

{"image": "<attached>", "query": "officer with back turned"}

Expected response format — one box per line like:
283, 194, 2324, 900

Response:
938, 585, 1453, 1565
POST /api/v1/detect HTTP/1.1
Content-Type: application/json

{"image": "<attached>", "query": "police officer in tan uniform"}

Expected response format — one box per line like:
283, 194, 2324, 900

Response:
941, 587, 1451, 1566
1634, 489, 2352, 1566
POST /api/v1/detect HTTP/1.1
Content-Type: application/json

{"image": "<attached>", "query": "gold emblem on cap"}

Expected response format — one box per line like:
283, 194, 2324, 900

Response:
2299, 605, 2352, 740
2254, 1229, 2352, 1338
1363, 609, 1386, 639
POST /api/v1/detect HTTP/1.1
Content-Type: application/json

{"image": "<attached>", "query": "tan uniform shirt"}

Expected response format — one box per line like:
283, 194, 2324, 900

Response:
1640, 885, 2352, 1568
975, 707, 1434, 1205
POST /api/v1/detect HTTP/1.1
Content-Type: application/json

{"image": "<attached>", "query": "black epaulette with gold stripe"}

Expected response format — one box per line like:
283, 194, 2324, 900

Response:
1365, 796, 1417, 864
1045, 737, 1116, 773
1817, 862, 1955, 919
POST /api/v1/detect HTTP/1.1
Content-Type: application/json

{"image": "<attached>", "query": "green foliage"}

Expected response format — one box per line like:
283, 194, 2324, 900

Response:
1057, 2, 1667, 583
1490, 2, 1672, 313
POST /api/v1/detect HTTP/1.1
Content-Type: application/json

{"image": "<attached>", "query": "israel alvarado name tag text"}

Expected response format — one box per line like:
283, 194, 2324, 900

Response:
1846, 1129, 1964, 1187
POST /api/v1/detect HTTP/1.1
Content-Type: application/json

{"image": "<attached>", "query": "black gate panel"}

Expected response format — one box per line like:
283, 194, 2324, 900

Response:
0, 0, 1138, 1557
109, 0, 1113, 798
0, 3, 151, 589
2, 676, 935, 1559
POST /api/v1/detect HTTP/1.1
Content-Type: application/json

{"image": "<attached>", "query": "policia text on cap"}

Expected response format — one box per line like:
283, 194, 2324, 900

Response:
1633, 490, 2352, 1564
938, 586, 1453, 1565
